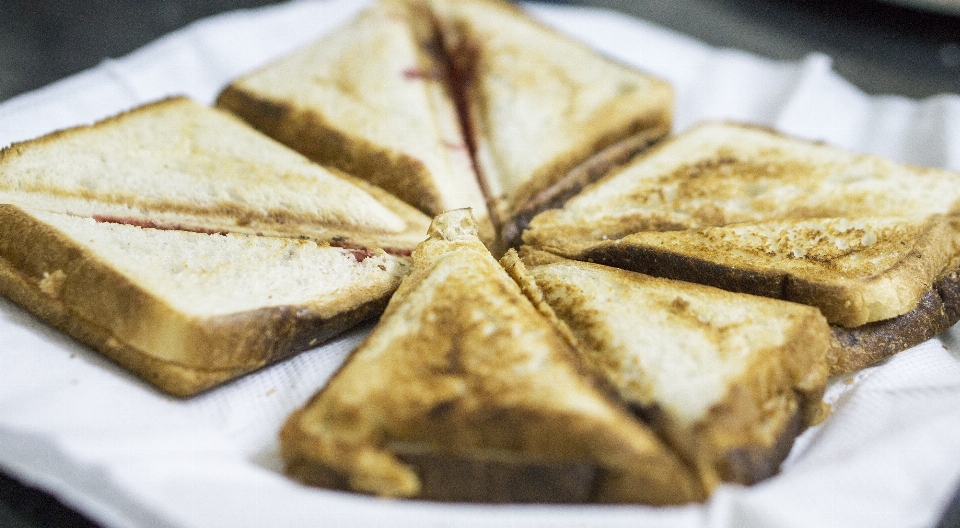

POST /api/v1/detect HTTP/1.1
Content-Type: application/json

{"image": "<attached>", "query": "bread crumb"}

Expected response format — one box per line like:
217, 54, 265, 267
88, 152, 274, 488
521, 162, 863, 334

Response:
266, 388, 276, 396
38, 270, 67, 298
844, 377, 854, 385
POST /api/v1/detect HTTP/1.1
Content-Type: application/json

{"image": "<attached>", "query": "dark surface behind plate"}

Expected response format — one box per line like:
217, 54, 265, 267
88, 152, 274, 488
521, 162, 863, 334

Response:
1, 0, 960, 526
1, 0, 959, 103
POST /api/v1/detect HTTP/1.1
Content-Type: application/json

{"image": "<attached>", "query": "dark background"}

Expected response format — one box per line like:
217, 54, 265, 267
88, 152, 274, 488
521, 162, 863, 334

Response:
1, 0, 959, 103
1, 0, 959, 526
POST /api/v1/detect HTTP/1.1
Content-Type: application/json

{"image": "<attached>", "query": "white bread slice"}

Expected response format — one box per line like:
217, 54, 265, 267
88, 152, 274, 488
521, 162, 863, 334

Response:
511, 248, 830, 490
281, 209, 704, 504
0, 97, 431, 254
216, 0, 493, 244
0, 205, 409, 396
431, 0, 673, 233
525, 122, 960, 328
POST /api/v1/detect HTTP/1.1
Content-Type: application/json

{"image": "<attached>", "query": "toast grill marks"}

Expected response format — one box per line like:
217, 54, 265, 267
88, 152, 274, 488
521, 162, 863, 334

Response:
513, 250, 830, 490
281, 210, 704, 504
0, 205, 408, 396
215, 0, 494, 244
0, 97, 432, 255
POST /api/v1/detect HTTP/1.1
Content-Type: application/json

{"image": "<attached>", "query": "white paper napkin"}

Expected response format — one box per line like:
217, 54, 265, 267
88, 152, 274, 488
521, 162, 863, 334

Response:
2, 1, 960, 527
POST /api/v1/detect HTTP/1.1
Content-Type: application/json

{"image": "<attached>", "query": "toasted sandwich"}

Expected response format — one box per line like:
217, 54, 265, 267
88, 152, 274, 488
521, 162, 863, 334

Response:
280, 209, 704, 504
0, 97, 431, 254
431, 0, 673, 247
523, 122, 960, 373
217, 0, 673, 252
0, 205, 408, 397
0, 97, 432, 395
215, 0, 493, 243
510, 248, 830, 490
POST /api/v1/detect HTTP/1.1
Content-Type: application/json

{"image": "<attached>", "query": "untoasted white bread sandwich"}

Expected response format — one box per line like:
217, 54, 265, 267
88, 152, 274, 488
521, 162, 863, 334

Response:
281, 209, 704, 504
523, 122, 960, 374
0, 97, 432, 396
430, 0, 673, 247
510, 248, 830, 490
216, 0, 493, 243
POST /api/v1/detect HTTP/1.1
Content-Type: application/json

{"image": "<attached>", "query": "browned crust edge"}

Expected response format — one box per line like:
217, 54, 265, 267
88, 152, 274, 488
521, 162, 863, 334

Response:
630, 392, 807, 487
215, 86, 444, 218
579, 242, 791, 299
0, 249, 390, 397
574, 241, 960, 375
829, 267, 960, 375
284, 436, 599, 504
0, 204, 394, 396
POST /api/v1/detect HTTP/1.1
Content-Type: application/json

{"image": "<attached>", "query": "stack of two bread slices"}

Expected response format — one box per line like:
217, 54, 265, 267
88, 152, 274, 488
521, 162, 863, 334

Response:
0, 97, 431, 397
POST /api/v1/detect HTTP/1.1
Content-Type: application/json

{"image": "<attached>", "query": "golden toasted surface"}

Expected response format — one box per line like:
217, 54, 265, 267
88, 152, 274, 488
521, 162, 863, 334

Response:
516, 249, 830, 489
525, 122, 960, 326
534, 122, 960, 238
281, 210, 703, 504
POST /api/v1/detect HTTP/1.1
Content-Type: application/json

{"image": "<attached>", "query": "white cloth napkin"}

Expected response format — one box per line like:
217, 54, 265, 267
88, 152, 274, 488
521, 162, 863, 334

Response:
1, 1, 960, 527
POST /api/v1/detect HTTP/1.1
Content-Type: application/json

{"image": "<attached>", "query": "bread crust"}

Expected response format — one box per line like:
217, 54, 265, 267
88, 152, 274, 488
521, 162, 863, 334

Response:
215, 2, 496, 247
829, 265, 960, 374
0, 205, 397, 396
216, 86, 445, 221
545, 215, 957, 328
0, 96, 433, 254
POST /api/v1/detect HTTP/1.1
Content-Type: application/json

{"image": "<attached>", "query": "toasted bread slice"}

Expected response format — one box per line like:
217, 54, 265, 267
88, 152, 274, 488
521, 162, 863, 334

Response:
525, 122, 960, 337
554, 216, 959, 328
511, 248, 830, 490
829, 255, 960, 373
281, 209, 703, 504
0, 97, 431, 255
0, 205, 409, 396
432, 0, 673, 239
216, 0, 493, 244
